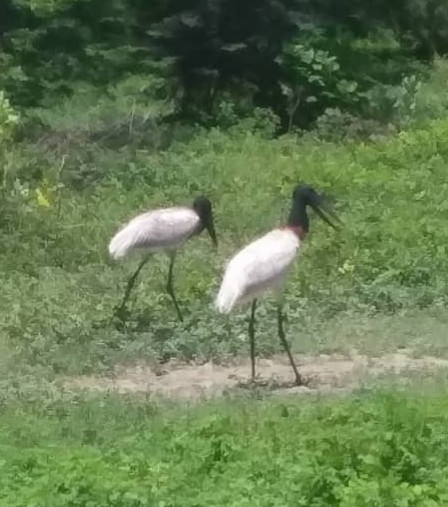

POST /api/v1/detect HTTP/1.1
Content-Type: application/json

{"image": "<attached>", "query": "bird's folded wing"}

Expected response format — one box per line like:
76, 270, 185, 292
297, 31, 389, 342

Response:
109, 207, 200, 258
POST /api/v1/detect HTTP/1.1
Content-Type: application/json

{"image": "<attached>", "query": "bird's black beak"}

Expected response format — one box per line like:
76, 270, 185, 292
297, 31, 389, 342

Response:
310, 194, 341, 229
192, 195, 218, 247
206, 218, 218, 247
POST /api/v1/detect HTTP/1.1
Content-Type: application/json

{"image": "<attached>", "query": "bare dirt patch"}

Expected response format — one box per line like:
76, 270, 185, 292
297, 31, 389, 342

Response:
64, 350, 448, 400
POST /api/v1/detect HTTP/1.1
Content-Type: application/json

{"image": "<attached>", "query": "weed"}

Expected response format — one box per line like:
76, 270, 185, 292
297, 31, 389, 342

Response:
1, 388, 448, 505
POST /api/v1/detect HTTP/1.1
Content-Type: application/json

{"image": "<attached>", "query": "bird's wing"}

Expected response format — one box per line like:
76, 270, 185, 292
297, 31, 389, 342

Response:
109, 207, 200, 258
229, 229, 300, 289
216, 229, 300, 312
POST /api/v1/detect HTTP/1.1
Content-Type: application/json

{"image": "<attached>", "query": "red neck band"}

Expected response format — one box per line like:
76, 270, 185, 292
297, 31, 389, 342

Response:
281, 225, 307, 240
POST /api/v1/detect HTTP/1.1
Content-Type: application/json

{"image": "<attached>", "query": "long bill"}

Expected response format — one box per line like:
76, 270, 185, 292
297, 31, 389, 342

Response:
311, 197, 342, 229
206, 218, 218, 247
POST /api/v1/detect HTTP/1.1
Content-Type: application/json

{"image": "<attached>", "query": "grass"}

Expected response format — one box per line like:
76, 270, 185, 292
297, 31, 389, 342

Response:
2, 385, 448, 506
2, 114, 448, 375
1, 59, 448, 506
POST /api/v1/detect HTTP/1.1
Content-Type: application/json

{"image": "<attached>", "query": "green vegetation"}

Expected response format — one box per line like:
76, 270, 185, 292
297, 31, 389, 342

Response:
2, 0, 448, 127
3, 387, 448, 506
2, 92, 448, 373
2, 0, 448, 504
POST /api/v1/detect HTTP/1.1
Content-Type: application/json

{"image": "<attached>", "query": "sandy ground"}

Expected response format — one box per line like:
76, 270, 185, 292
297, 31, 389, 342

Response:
64, 349, 448, 400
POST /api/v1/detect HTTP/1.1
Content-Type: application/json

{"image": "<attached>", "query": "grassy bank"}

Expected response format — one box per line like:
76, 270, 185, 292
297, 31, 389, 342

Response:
1, 115, 448, 375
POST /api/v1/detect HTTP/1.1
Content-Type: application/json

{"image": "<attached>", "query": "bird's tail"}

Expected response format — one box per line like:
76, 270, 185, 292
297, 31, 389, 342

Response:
108, 225, 134, 259
215, 275, 242, 314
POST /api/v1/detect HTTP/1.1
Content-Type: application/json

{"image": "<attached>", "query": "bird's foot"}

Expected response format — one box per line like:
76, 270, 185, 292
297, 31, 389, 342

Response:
293, 374, 310, 387
236, 376, 310, 391
235, 376, 265, 390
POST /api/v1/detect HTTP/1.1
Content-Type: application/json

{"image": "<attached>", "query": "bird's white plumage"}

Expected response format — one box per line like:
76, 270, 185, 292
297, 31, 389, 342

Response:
215, 228, 300, 313
109, 207, 200, 259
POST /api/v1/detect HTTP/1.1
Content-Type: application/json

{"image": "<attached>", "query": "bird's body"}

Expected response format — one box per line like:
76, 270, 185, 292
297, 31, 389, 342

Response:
216, 228, 300, 313
215, 184, 340, 385
109, 196, 217, 321
109, 207, 201, 259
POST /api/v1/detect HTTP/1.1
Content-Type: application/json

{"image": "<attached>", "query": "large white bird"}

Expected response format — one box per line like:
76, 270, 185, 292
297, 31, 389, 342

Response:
109, 196, 217, 321
215, 184, 340, 385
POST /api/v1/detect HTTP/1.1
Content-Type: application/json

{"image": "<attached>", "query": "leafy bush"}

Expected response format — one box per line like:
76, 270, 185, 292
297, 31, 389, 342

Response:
413, 57, 448, 122
0, 90, 19, 141
0, 91, 24, 230
26, 75, 174, 148
2, 0, 447, 127
279, 39, 361, 130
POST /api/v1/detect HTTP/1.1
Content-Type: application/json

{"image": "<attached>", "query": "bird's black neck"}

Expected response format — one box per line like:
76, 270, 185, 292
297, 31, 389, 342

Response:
286, 198, 309, 239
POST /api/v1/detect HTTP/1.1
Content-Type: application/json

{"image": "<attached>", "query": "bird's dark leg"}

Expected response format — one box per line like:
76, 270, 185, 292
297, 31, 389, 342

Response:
115, 255, 150, 319
249, 299, 257, 381
277, 304, 303, 386
166, 253, 183, 322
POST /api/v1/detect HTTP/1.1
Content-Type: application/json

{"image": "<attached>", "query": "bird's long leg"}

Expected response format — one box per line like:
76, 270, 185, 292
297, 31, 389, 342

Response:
277, 304, 303, 386
115, 255, 151, 318
166, 253, 183, 322
249, 299, 257, 381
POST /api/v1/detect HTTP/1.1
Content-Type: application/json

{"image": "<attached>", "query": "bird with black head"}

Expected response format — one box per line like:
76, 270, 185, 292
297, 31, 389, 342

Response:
215, 184, 341, 385
109, 195, 217, 321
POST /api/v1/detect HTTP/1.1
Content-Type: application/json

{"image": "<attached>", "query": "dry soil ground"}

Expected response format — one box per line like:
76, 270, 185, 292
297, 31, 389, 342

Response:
65, 349, 448, 400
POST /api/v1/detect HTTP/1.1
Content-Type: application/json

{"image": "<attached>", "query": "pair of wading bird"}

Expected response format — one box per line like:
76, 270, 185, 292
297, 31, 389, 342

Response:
109, 184, 341, 385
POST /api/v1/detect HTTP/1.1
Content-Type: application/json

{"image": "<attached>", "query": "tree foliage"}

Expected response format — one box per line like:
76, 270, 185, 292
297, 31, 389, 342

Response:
1, 0, 447, 127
